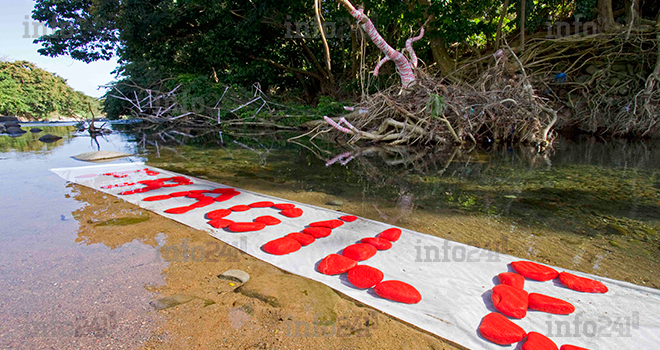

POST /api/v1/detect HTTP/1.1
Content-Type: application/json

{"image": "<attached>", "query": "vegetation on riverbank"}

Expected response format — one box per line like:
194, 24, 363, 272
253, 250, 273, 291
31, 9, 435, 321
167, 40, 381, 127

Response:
0, 60, 101, 120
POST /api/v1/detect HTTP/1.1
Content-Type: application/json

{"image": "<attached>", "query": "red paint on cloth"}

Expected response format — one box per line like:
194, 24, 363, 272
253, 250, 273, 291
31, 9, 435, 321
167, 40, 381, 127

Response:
215, 193, 236, 202
478, 312, 526, 345
522, 332, 559, 350
286, 232, 315, 246
230, 205, 251, 212
309, 220, 344, 229
273, 203, 295, 210
374, 280, 422, 304
165, 206, 195, 214
206, 209, 232, 220
169, 191, 190, 197
211, 188, 238, 194
511, 261, 559, 281
528, 293, 575, 315
263, 237, 301, 255
191, 198, 215, 208
249, 201, 275, 208
360, 237, 393, 250
208, 219, 234, 229
340, 215, 357, 222
498, 272, 525, 289
317, 254, 357, 275
491, 284, 529, 319
347, 265, 384, 289
558, 272, 608, 293
142, 195, 172, 201
378, 228, 402, 242
342, 243, 377, 261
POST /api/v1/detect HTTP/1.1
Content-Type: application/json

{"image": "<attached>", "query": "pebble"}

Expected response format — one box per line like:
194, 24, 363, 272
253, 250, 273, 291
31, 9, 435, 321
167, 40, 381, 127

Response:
218, 269, 250, 283
326, 199, 344, 206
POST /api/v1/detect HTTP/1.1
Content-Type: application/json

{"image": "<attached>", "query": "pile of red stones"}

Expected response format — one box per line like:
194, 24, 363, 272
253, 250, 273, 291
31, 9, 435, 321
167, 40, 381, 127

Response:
317, 227, 422, 305
119, 176, 193, 196
262, 217, 352, 255
479, 260, 608, 349
204, 201, 305, 232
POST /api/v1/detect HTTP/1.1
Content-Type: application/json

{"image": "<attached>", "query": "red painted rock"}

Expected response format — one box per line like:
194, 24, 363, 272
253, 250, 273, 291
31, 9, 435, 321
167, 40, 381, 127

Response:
254, 215, 281, 226
374, 280, 422, 304
286, 232, 315, 246
280, 208, 303, 218
340, 215, 357, 222
302, 227, 332, 238
227, 222, 267, 232
143, 195, 172, 201
206, 209, 232, 220
170, 191, 191, 197
188, 190, 210, 194
262, 237, 301, 255
230, 205, 251, 212
360, 237, 393, 250
169, 176, 188, 182
273, 203, 295, 210
342, 243, 377, 261
165, 206, 195, 214
318, 254, 357, 275
186, 193, 205, 198
478, 312, 527, 345
378, 228, 402, 242
560, 345, 590, 350
309, 220, 344, 229
528, 293, 575, 315
249, 201, 275, 208
491, 284, 529, 319
558, 272, 608, 293
215, 193, 236, 202
347, 265, 384, 289
498, 272, 525, 289
511, 261, 559, 281
522, 332, 559, 350
208, 219, 234, 229
211, 188, 237, 194
191, 198, 215, 208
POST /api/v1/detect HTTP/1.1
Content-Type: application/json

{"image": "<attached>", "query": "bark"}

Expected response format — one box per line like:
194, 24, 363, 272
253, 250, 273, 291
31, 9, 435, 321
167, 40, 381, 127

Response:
598, 0, 615, 30
495, 0, 510, 51
520, 0, 526, 51
417, 0, 454, 74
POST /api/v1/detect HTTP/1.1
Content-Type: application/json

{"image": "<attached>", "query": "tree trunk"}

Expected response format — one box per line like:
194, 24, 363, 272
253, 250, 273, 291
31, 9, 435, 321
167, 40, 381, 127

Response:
430, 37, 455, 74
625, 0, 640, 27
598, 0, 615, 30
520, 0, 526, 51
495, 0, 510, 51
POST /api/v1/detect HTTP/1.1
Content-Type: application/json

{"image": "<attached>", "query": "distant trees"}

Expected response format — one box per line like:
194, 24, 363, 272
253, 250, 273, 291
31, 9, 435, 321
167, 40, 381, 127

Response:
0, 60, 100, 119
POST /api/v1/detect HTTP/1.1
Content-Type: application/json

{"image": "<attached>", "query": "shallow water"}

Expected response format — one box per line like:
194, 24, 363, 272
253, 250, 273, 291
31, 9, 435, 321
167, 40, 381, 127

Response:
1, 124, 659, 349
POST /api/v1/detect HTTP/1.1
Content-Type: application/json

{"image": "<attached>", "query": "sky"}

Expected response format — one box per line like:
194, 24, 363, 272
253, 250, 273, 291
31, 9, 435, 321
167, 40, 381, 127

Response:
0, 0, 119, 98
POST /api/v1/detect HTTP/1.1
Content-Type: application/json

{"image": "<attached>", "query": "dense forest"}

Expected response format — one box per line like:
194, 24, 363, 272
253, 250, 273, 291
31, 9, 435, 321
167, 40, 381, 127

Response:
30, 0, 660, 143
0, 60, 101, 120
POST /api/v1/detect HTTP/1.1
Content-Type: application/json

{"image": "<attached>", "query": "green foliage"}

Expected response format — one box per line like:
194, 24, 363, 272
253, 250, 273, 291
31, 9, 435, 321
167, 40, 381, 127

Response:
0, 60, 101, 120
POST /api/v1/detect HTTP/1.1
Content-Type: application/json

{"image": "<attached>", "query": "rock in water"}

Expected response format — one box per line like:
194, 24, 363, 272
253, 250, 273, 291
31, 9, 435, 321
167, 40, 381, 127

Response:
0, 116, 19, 123
39, 134, 62, 143
72, 151, 132, 162
6, 126, 26, 135
30, 128, 43, 133
219, 269, 250, 283
149, 294, 195, 310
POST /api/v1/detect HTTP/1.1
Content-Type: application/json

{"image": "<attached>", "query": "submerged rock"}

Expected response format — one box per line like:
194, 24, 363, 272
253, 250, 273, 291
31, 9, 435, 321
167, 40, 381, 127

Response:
39, 134, 62, 143
72, 151, 132, 162
6, 126, 26, 135
30, 128, 43, 133
0, 116, 19, 123
219, 269, 250, 283
149, 294, 195, 310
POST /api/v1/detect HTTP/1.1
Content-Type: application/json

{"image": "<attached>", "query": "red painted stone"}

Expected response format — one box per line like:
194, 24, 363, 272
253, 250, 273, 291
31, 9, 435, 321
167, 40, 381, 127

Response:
208, 219, 234, 229
511, 261, 559, 281
374, 280, 422, 304
491, 284, 529, 319
165, 206, 195, 214
522, 332, 559, 350
347, 265, 384, 289
170, 191, 191, 197
498, 272, 525, 289
560, 345, 590, 350
188, 190, 210, 194
558, 272, 608, 293
254, 215, 281, 226
249, 201, 275, 208
360, 237, 393, 250
230, 205, 251, 212
286, 232, 315, 246
318, 254, 357, 275
262, 237, 301, 255
340, 215, 358, 222
143, 195, 172, 201
378, 228, 402, 242
302, 227, 332, 238
342, 243, 377, 261
227, 222, 267, 232
273, 203, 295, 210
280, 208, 303, 218
528, 293, 575, 315
191, 198, 215, 208
215, 193, 236, 202
478, 312, 527, 345
206, 209, 232, 220
187, 193, 205, 198
211, 188, 237, 194
309, 220, 344, 229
